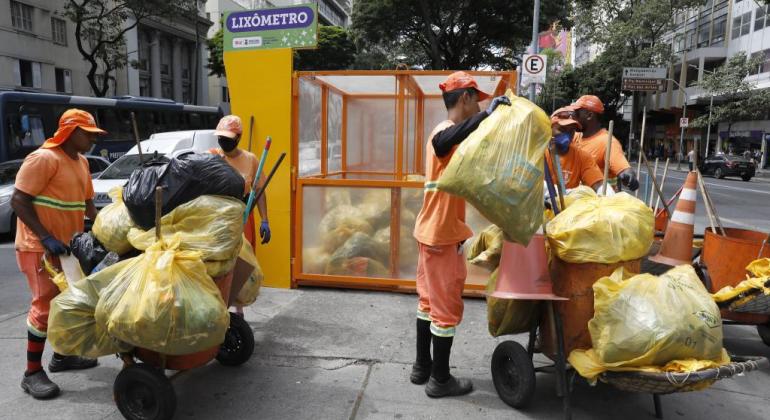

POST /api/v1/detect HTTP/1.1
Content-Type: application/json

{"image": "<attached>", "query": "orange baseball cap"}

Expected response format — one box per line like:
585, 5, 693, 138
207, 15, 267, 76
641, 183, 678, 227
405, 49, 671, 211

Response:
552, 117, 582, 130
214, 115, 243, 139
572, 95, 605, 114
41, 108, 106, 149
439, 71, 490, 100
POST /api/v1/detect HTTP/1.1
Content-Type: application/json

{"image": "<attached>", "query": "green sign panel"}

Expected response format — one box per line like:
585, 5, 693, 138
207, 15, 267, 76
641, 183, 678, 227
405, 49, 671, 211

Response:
224, 3, 318, 52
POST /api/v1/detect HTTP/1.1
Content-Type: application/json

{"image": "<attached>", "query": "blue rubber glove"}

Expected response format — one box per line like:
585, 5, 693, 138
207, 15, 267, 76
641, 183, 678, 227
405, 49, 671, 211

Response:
486, 95, 512, 115
259, 220, 271, 244
41, 236, 69, 255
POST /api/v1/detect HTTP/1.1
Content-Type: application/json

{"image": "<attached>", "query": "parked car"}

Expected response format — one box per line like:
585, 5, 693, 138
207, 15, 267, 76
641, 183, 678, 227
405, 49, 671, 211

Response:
92, 130, 219, 209
700, 154, 756, 181
0, 155, 112, 235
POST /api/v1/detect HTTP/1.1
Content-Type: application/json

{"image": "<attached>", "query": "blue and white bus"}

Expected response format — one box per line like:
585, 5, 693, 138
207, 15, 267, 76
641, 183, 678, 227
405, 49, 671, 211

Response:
0, 90, 221, 163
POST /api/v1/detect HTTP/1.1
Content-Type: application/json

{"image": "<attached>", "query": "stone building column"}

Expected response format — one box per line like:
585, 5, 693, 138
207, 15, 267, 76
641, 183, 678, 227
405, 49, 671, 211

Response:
150, 30, 162, 98
172, 38, 184, 102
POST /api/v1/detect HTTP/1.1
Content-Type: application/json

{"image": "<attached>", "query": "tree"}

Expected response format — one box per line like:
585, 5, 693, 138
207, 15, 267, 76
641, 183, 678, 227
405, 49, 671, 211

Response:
207, 25, 357, 75
294, 26, 356, 71
691, 53, 770, 147
63, 0, 197, 97
350, 0, 572, 70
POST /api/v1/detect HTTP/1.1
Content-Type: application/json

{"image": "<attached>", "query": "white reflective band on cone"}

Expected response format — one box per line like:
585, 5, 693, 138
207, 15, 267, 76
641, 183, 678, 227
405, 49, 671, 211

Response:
671, 211, 695, 225
680, 188, 697, 202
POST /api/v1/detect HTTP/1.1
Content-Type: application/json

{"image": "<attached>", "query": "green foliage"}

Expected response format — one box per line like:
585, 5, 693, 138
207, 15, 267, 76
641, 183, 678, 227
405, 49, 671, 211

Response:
294, 26, 356, 71
63, 0, 198, 97
691, 53, 770, 130
351, 0, 572, 70
207, 21, 225, 77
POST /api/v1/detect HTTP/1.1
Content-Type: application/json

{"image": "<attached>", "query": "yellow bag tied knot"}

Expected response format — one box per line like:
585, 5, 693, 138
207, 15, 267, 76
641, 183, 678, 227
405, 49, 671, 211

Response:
546, 188, 654, 264
569, 265, 729, 383
468, 224, 504, 272
94, 235, 230, 355
437, 91, 551, 245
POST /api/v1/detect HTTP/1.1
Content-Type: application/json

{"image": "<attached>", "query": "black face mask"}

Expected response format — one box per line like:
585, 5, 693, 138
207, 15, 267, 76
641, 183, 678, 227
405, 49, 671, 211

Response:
218, 136, 238, 152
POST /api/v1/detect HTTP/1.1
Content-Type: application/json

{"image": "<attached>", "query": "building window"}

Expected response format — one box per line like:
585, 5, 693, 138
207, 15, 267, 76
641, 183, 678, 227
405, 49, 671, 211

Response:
55, 68, 72, 93
51, 17, 67, 45
182, 85, 191, 104
221, 86, 230, 103
161, 81, 172, 99
14, 59, 41, 88
139, 77, 150, 96
750, 50, 770, 75
732, 12, 752, 39
160, 37, 171, 76
137, 30, 151, 71
756, 6, 768, 31
712, 15, 727, 45
11, 1, 33, 32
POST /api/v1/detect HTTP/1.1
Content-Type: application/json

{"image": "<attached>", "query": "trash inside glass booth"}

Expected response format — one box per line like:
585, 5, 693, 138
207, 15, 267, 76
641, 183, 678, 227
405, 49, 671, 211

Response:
292, 70, 517, 293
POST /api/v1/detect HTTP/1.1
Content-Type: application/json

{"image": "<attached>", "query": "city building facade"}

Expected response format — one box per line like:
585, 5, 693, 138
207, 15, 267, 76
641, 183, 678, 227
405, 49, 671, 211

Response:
1, 0, 213, 105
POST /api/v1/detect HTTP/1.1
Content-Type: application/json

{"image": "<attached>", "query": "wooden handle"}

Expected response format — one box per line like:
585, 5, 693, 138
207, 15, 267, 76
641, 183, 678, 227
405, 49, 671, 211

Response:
130, 112, 144, 162
154, 187, 163, 241
602, 120, 614, 195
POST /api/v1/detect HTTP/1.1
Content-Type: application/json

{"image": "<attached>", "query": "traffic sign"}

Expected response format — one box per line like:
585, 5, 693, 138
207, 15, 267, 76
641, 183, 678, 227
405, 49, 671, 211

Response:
680, 117, 689, 128
621, 78, 664, 91
522, 54, 547, 85
623, 67, 667, 79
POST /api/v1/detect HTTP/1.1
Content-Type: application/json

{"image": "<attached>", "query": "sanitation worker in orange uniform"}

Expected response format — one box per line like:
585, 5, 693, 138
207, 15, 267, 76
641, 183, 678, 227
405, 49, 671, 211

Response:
571, 95, 639, 191
12, 109, 105, 399
412, 72, 511, 398
547, 107, 604, 191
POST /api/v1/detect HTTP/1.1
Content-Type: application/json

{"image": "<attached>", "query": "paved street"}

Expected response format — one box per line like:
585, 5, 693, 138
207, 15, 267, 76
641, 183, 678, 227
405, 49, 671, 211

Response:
1, 194, 770, 420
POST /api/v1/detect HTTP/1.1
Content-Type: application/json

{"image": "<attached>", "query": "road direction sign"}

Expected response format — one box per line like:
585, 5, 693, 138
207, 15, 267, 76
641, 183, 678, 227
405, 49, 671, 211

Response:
623, 67, 667, 79
622, 67, 666, 92
522, 54, 547, 85
680, 117, 689, 128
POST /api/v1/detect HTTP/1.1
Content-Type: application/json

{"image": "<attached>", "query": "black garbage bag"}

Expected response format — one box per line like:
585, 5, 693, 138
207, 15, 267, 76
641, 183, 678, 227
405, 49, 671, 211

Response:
123, 153, 245, 229
70, 232, 108, 275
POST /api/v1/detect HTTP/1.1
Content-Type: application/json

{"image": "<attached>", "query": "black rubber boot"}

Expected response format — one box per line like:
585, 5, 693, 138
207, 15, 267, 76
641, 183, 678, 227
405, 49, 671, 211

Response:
48, 354, 98, 372
425, 335, 473, 398
410, 318, 432, 384
21, 370, 60, 399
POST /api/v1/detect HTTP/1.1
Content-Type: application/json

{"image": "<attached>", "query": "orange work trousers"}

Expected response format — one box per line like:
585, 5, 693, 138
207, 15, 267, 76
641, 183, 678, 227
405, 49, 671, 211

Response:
415, 242, 467, 337
16, 251, 60, 338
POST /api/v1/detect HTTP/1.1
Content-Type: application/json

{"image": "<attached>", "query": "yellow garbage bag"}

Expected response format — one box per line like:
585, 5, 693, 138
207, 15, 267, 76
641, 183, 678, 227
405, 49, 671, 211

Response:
546, 189, 653, 264
234, 239, 264, 307
95, 236, 229, 355
437, 91, 550, 245
93, 187, 136, 255
48, 259, 134, 358
569, 347, 731, 387
486, 269, 540, 337
468, 225, 504, 272
127, 195, 244, 278
569, 265, 727, 382
712, 258, 770, 304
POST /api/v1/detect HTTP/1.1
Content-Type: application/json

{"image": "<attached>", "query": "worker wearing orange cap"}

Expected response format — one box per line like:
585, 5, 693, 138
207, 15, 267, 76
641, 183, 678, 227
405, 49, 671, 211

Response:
210, 115, 270, 249
11, 109, 105, 399
547, 107, 604, 191
571, 95, 639, 191
412, 71, 511, 398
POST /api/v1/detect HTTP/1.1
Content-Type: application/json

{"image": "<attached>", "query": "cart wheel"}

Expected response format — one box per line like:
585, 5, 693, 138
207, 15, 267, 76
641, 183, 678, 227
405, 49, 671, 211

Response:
216, 312, 255, 366
757, 324, 770, 346
114, 363, 176, 420
491, 340, 536, 409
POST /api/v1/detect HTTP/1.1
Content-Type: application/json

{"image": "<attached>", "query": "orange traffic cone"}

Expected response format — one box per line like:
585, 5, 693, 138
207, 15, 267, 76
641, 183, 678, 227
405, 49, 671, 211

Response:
490, 234, 566, 300
649, 171, 698, 266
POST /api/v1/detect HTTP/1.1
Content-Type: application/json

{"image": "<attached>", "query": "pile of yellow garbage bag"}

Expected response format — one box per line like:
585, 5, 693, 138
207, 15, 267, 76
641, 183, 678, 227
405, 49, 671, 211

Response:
546, 188, 653, 264
569, 265, 729, 384
437, 91, 551, 245
48, 195, 247, 357
712, 258, 770, 306
92, 187, 136, 255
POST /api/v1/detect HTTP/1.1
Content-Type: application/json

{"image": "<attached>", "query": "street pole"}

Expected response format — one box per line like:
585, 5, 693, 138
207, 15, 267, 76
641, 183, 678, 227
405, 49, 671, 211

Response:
528, 0, 540, 101
705, 94, 714, 157
678, 99, 687, 171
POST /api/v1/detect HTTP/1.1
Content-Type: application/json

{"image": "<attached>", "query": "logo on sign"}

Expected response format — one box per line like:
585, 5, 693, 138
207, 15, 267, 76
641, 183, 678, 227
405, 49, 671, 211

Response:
233, 36, 263, 48
525, 55, 545, 74
680, 118, 689, 128
522, 54, 547, 85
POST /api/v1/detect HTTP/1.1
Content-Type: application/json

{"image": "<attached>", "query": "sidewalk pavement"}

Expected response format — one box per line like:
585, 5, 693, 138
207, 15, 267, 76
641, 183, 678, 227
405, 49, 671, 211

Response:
1, 287, 770, 420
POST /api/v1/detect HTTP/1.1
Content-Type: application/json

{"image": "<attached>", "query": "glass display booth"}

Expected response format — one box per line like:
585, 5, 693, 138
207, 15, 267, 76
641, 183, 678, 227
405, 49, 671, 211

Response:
292, 70, 517, 293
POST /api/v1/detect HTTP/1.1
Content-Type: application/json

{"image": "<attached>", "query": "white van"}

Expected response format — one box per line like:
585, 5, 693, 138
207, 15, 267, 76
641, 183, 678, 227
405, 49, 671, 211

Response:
92, 130, 219, 208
